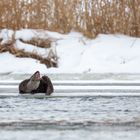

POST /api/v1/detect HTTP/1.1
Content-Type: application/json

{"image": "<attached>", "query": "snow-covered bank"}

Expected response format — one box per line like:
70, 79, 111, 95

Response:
0, 29, 140, 74
0, 52, 47, 74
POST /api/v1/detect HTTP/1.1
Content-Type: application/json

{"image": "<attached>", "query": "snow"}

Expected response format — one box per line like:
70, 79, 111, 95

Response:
0, 29, 140, 74
15, 29, 35, 41
0, 29, 14, 44
15, 40, 50, 57
0, 52, 47, 74
15, 29, 66, 40
77, 34, 140, 73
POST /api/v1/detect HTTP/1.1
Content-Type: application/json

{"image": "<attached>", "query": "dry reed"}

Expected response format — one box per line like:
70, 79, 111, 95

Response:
0, 0, 140, 38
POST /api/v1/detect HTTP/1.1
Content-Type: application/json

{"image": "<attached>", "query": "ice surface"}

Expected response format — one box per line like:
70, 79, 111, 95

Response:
0, 96, 140, 140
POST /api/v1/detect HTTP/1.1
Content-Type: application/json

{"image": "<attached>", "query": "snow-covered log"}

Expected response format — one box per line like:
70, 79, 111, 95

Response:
0, 29, 58, 68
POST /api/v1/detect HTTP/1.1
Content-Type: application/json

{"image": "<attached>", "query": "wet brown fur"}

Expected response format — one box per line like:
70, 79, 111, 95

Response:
19, 72, 54, 95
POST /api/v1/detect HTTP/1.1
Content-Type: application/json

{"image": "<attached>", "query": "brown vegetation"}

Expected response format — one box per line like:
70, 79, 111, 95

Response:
19, 38, 52, 48
0, 0, 140, 38
0, 38, 58, 68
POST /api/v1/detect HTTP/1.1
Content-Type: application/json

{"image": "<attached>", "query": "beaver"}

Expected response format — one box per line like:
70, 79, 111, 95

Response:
19, 71, 54, 95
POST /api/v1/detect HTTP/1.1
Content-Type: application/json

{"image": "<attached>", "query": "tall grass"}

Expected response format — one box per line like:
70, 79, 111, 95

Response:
0, 0, 140, 38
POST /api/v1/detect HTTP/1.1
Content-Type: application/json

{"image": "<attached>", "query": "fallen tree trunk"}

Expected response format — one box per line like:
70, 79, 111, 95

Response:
19, 38, 53, 48
0, 43, 58, 68
0, 30, 58, 68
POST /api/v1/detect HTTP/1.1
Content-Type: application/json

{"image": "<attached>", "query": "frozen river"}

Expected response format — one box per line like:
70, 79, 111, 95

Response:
1, 95, 140, 140
1, 73, 140, 140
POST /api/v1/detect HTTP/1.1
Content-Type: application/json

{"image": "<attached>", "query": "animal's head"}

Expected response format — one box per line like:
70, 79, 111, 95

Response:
30, 71, 41, 81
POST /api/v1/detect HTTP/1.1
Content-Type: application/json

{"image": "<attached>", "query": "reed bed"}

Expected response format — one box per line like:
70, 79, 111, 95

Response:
0, 0, 139, 38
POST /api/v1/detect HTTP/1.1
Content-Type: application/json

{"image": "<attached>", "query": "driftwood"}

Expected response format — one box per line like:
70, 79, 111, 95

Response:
0, 42, 58, 68
19, 38, 53, 48
0, 30, 58, 68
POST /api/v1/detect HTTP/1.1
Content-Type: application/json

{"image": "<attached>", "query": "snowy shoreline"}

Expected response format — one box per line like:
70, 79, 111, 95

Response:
0, 29, 140, 75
